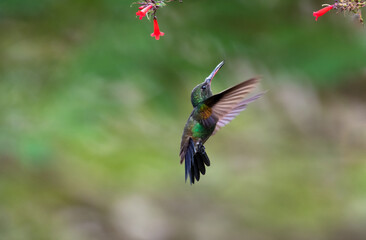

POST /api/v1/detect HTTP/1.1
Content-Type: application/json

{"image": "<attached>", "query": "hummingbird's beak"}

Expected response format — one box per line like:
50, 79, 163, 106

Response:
205, 61, 225, 85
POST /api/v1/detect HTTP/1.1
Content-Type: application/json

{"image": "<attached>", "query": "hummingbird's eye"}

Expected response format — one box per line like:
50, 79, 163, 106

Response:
201, 85, 207, 90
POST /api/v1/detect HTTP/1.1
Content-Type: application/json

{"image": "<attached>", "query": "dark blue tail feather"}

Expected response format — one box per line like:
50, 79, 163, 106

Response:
185, 139, 194, 184
185, 139, 210, 184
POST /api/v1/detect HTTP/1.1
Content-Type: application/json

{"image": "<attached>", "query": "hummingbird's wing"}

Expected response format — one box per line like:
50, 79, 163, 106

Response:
212, 92, 265, 135
203, 78, 260, 128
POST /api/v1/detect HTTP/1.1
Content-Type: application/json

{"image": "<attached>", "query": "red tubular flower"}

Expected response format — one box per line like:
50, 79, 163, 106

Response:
136, 5, 153, 20
151, 18, 165, 40
313, 5, 334, 21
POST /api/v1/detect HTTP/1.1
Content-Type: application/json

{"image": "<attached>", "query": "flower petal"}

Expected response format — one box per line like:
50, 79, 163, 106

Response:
313, 5, 333, 21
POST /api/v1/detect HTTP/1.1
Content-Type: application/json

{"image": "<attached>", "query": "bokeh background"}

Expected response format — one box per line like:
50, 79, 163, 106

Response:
1, 0, 366, 239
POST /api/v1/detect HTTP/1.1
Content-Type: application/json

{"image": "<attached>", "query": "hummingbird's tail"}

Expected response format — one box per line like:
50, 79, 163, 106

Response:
185, 139, 210, 184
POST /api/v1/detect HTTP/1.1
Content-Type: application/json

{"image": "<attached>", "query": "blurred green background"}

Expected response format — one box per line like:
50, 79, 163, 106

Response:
1, 0, 366, 239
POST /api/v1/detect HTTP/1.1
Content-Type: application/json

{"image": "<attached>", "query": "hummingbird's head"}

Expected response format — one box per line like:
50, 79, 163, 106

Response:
191, 61, 224, 107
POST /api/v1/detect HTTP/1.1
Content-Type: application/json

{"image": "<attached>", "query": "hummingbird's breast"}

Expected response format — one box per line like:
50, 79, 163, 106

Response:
182, 113, 216, 145
191, 120, 215, 143
180, 104, 218, 163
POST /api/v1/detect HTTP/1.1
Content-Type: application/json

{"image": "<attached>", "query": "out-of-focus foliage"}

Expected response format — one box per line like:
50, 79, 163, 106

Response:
0, 0, 366, 239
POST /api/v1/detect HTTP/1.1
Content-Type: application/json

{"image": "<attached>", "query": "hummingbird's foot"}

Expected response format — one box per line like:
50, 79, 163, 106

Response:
196, 141, 205, 153
195, 142, 210, 167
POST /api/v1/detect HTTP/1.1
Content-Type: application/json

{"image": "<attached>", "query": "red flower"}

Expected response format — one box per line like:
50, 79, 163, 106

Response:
313, 5, 334, 21
151, 18, 165, 40
136, 5, 153, 20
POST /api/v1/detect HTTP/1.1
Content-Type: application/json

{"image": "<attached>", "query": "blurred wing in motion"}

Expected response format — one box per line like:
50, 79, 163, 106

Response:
213, 92, 265, 135
204, 77, 260, 128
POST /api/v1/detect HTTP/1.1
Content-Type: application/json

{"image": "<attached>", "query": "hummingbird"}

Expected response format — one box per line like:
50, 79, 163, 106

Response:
179, 61, 263, 184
